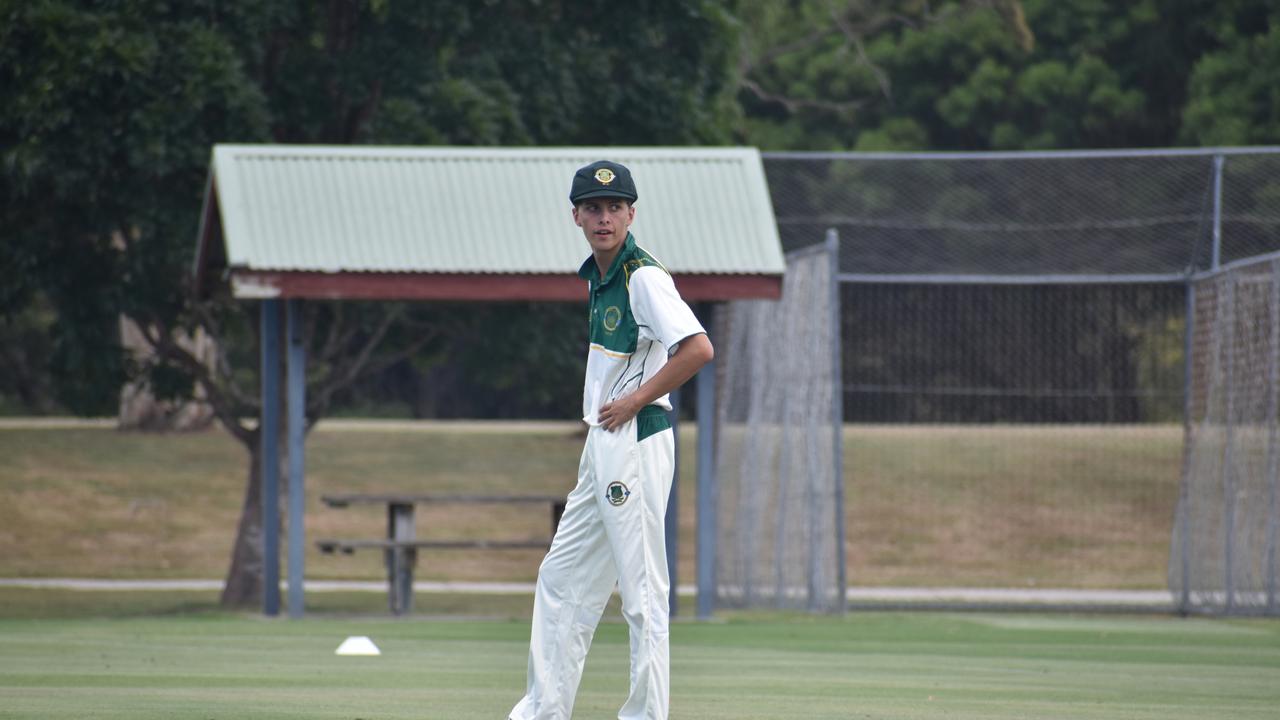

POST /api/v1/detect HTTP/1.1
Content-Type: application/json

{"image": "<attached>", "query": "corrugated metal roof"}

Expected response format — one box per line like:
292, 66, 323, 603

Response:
208, 145, 785, 276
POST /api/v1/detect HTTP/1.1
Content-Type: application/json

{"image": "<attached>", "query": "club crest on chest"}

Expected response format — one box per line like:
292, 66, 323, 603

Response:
602, 306, 622, 333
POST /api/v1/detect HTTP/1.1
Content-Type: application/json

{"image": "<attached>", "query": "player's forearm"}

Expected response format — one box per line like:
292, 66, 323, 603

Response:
629, 333, 714, 407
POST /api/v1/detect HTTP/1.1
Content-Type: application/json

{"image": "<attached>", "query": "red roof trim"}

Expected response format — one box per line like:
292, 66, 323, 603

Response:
673, 274, 782, 301
228, 270, 782, 302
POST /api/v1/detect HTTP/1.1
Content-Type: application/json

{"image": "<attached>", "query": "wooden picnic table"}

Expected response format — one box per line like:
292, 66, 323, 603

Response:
315, 493, 565, 615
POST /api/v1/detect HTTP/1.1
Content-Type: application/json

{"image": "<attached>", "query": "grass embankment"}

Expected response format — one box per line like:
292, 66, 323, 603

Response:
0, 423, 1182, 591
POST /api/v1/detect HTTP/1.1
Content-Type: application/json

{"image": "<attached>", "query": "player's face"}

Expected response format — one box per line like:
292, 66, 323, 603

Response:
573, 197, 634, 257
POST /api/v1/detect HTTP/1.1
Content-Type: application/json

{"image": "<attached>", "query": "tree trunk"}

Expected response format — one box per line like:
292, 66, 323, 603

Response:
220, 439, 264, 607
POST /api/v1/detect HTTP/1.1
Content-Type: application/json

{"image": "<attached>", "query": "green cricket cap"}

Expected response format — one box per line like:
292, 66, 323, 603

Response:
569, 160, 638, 204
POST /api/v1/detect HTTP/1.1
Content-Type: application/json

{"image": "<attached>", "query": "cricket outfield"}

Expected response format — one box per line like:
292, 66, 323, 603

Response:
2, 610, 1278, 719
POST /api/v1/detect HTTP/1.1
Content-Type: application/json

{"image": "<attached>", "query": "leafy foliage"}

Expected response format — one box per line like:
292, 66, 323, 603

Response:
1181, 6, 1280, 145
735, 0, 1280, 150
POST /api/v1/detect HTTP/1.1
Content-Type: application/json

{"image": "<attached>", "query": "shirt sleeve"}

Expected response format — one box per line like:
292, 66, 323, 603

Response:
629, 265, 706, 352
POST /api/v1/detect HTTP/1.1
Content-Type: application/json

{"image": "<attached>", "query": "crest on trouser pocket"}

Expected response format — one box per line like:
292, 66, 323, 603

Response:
605, 481, 631, 506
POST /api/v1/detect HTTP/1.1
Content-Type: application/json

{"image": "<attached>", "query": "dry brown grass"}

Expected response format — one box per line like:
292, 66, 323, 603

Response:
845, 424, 1182, 588
0, 423, 1182, 589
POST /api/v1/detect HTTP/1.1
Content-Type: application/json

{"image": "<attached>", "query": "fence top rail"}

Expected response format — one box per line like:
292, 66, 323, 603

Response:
1190, 248, 1280, 283
763, 146, 1280, 162
785, 242, 832, 261
837, 272, 1189, 286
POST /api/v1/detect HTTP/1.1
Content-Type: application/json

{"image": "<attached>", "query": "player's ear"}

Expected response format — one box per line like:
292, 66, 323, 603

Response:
572, 205, 582, 227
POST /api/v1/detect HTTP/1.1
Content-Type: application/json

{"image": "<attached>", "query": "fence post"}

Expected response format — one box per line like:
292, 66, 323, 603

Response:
1266, 262, 1280, 613
1178, 277, 1197, 614
1221, 276, 1237, 613
1211, 155, 1225, 269
827, 228, 847, 612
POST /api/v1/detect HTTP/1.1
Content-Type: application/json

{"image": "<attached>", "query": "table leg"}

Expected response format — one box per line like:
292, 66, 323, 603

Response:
386, 502, 416, 615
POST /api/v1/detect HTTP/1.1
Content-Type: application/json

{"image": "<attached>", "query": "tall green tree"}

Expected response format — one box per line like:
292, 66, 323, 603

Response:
1180, 5, 1280, 145
1, 0, 739, 606
735, 0, 1034, 150
735, 0, 1280, 151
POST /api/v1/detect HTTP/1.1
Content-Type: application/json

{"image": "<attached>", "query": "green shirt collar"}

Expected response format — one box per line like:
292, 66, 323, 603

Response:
577, 232, 637, 285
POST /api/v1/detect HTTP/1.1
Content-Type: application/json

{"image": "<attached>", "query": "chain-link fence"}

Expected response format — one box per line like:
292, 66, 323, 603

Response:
1173, 253, 1280, 615
713, 241, 844, 612
712, 148, 1280, 613
765, 150, 1280, 275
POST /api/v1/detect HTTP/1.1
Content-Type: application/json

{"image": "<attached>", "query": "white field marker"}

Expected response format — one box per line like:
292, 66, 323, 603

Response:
335, 635, 381, 656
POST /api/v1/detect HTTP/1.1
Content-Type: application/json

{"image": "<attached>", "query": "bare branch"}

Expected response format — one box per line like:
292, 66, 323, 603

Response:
310, 305, 402, 400
738, 1, 1028, 117
306, 308, 442, 421
319, 303, 346, 361
739, 75, 868, 116
748, 25, 838, 69
191, 303, 258, 409
827, 0, 893, 101
356, 327, 439, 380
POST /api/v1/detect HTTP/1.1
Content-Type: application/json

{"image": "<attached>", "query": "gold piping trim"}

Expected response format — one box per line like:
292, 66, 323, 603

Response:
589, 343, 633, 360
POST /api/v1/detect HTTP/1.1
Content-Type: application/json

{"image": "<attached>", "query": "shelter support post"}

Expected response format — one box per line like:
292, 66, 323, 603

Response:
286, 299, 307, 618
259, 299, 281, 617
696, 303, 718, 620
666, 390, 680, 617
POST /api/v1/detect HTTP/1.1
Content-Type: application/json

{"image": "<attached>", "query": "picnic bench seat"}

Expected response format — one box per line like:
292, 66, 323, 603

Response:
315, 493, 565, 615
316, 538, 554, 553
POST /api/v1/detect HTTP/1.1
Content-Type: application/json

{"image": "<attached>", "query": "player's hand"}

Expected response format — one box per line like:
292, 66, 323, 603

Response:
598, 394, 643, 432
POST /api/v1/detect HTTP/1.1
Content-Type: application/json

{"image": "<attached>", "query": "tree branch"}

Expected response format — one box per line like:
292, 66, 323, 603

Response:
308, 305, 402, 411
827, 0, 893, 101
132, 312, 255, 447
191, 303, 258, 410
739, 1, 1029, 117
739, 75, 868, 116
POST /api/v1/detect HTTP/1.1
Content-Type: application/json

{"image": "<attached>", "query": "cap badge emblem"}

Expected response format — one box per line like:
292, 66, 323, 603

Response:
594, 168, 616, 185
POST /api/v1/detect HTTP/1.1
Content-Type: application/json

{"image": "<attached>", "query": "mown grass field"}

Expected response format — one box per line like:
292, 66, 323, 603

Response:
0, 423, 1274, 719
1, 605, 1278, 720
0, 422, 1180, 590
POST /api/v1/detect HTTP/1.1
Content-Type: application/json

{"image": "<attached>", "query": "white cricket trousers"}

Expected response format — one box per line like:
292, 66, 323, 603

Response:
509, 420, 675, 720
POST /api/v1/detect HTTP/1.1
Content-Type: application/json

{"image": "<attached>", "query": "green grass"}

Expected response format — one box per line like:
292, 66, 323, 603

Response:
1, 610, 1277, 719
0, 418, 1269, 720
0, 422, 1183, 589
0, 588, 543, 621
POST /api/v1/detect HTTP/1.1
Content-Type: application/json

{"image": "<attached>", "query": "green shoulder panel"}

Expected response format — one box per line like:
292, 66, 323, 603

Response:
622, 245, 670, 289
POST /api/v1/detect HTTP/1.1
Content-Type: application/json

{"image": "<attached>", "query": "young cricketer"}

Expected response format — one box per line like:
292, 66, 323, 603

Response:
508, 160, 714, 720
